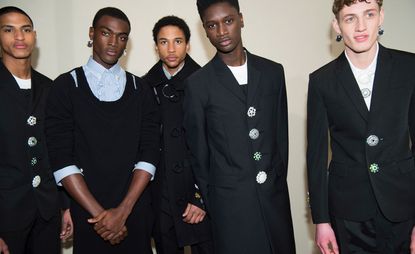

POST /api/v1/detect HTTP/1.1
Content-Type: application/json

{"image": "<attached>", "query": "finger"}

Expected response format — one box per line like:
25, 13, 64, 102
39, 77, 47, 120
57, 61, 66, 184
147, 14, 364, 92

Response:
182, 204, 191, 217
188, 212, 198, 224
88, 211, 107, 224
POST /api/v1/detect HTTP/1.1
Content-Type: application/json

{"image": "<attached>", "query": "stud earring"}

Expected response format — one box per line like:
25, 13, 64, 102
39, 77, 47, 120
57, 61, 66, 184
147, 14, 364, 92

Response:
87, 40, 93, 48
378, 27, 384, 36
336, 34, 343, 42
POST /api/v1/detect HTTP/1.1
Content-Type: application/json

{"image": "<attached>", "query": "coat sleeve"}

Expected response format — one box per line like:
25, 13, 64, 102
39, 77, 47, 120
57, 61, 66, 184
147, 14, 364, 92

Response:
45, 74, 77, 172
306, 73, 330, 224
276, 65, 289, 178
183, 78, 211, 211
137, 80, 161, 168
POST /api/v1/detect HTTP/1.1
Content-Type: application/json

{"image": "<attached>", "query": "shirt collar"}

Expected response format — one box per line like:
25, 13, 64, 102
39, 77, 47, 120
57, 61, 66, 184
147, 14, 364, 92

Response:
345, 42, 379, 74
85, 56, 124, 78
162, 61, 185, 80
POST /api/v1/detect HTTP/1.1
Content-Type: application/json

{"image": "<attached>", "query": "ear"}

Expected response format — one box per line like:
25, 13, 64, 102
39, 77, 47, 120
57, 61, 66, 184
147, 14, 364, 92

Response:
239, 13, 244, 28
379, 7, 385, 27
154, 44, 159, 53
186, 43, 190, 53
89, 27, 94, 40
332, 18, 341, 35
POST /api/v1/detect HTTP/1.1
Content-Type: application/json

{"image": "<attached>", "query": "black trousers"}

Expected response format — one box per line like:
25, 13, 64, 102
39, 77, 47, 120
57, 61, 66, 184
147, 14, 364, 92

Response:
153, 210, 214, 254
331, 210, 414, 254
0, 213, 60, 254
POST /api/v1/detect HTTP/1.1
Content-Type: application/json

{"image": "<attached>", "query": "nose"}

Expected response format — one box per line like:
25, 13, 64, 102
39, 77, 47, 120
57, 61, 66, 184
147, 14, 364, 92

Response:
217, 23, 228, 37
108, 34, 117, 46
356, 17, 367, 32
167, 42, 175, 53
14, 29, 24, 40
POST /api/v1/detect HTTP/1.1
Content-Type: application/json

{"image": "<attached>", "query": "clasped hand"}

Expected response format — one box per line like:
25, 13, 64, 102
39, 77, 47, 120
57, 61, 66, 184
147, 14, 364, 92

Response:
88, 207, 129, 245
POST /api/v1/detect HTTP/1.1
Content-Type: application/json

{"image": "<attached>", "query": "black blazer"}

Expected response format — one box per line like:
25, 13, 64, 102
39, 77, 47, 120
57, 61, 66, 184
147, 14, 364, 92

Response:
307, 45, 415, 223
0, 61, 58, 232
184, 50, 295, 254
143, 55, 211, 246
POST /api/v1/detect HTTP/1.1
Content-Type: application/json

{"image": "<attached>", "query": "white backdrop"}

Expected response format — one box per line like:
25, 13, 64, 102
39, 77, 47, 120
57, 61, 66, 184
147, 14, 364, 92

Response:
1, 1, 414, 253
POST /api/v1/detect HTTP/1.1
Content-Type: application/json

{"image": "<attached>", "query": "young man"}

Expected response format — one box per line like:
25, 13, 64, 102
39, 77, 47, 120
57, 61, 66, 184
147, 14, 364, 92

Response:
0, 6, 72, 254
307, 1, 415, 253
183, 1, 295, 253
45, 7, 160, 253
143, 16, 213, 254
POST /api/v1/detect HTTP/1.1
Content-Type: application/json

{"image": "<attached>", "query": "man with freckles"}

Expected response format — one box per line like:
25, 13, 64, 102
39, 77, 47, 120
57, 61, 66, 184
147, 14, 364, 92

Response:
307, 0, 415, 253
45, 7, 159, 253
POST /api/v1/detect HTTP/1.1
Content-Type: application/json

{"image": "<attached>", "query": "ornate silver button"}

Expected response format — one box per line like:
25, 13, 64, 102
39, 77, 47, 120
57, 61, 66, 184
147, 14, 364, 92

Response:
28, 137, 38, 147
32, 175, 41, 188
366, 135, 379, 147
249, 128, 259, 140
256, 171, 267, 184
27, 116, 37, 126
253, 152, 262, 161
31, 157, 37, 166
361, 88, 371, 98
247, 107, 256, 117
369, 163, 379, 173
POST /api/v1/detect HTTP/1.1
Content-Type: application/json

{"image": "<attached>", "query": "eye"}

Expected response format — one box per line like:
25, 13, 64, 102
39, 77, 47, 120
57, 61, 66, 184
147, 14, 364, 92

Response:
344, 16, 355, 23
2, 27, 12, 33
175, 39, 183, 44
225, 18, 233, 24
23, 27, 33, 33
159, 40, 167, 45
367, 11, 376, 18
101, 31, 110, 37
119, 36, 128, 42
206, 23, 216, 29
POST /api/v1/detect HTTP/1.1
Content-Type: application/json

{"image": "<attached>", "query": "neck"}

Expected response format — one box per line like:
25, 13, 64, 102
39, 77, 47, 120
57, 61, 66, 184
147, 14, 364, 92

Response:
2, 55, 32, 79
163, 61, 185, 76
345, 42, 378, 69
218, 45, 246, 67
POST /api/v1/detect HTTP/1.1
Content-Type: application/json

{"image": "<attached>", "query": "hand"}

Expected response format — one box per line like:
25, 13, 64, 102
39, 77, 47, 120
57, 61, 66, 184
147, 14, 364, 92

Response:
0, 238, 9, 254
60, 209, 73, 241
88, 207, 129, 241
109, 226, 128, 245
182, 203, 206, 224
315, 223, 339, 254
410, 226, 415, 254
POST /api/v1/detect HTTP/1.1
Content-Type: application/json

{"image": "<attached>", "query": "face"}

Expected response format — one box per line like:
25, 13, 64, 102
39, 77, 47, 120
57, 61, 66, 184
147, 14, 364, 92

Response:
156, 25, 189, 75
90, 15, 129, 69
202, 2, 244, 54
333, 0, 384, 55
0, 12, 36, 61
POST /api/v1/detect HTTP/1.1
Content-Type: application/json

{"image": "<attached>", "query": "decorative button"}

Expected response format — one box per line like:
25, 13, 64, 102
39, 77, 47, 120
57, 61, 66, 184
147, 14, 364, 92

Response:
256, 171, 267, 184
32, 175, 41, 188
28, 137, 38, 147
253, 152, 262, 161
27, 116, 37, 126
31, 157, 38, 166
369, 163, 379, 173
361, 88, 371, 98
366, 135, 379, 147
249, 128, 260, 140
247, 107, 256, 117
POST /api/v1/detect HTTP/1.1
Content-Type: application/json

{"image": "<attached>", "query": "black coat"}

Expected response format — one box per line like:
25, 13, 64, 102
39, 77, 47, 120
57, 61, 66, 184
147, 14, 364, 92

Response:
143, 55, 211, 247
307, 45, 415, 223
183, 51, 295, 254
0, 61, 58, 232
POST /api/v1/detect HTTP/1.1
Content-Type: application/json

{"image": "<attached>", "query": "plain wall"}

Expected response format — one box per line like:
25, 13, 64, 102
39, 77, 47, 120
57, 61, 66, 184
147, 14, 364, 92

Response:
1, 1, 414, 253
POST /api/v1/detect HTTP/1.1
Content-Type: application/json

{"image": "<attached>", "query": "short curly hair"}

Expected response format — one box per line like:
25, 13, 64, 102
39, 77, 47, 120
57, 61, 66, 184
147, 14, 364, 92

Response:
332, 0, 383, 17
152, 16, 191, 43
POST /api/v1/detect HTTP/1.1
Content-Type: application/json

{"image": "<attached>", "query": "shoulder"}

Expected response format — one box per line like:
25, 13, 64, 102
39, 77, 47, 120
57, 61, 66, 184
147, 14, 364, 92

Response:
309, 57, 338, 81
384, 47, 415, 64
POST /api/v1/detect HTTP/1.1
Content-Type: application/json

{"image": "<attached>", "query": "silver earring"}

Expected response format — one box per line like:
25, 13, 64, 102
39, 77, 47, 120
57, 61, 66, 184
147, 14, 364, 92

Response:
123, 49, 127, 56
378, 27, 384, 36
87, 40, 93, 47
336, 34, 343, 42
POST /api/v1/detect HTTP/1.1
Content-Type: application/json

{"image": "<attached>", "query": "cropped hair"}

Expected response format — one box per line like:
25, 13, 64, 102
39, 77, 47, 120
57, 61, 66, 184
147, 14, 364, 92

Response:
152, 16, 191, 43
332, 0, 383, 17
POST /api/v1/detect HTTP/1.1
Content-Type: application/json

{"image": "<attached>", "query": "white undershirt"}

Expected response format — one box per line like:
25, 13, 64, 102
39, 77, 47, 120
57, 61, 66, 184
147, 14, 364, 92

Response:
13, 75, 31, 89
345, 42, 379, 110
227, 53, 248, 85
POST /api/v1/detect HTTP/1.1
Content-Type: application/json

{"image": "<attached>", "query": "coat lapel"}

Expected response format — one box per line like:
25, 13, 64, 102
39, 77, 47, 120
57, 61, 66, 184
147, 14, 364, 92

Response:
335, 53, 369, 122
368, 45, 393, 118
211, 54, 246, 103
246, 51, 261, 105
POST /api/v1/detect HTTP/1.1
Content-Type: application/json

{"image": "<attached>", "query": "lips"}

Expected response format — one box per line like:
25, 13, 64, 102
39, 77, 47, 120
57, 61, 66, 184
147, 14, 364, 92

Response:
354, 34, 369, 42
166, 56, 178, 62
218, 38, 232, 47
106, 49, 118, 56
14, 43, 27, 49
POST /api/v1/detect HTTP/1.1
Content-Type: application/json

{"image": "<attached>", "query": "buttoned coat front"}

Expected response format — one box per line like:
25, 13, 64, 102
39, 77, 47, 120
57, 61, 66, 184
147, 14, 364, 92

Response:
307, 45, 415, 224
184, 51, 295, 254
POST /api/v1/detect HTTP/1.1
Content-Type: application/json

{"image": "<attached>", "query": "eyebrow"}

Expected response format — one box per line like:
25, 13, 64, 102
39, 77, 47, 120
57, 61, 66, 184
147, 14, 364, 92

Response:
98, 25, 129, 36
0, 24, 33, 29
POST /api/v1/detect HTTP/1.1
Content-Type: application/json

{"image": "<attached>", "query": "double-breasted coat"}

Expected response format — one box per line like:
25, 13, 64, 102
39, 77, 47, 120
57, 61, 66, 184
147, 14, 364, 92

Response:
307, 45, 415, 224
183, 51, 295, 254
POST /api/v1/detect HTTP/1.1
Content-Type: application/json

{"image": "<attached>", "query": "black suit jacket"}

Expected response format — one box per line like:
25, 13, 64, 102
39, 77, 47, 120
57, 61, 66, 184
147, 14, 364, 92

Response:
143, 55, 211, 246
0, 61, 58, 232
307, 45, 415, 223
184, 50, 295, 254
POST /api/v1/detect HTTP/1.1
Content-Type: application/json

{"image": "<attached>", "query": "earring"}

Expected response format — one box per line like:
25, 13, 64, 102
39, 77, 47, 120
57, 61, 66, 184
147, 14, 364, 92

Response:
336, 34, 343, 42
123, 49, 127, 56
378, 27, 384, 36
87, 40, 93, 48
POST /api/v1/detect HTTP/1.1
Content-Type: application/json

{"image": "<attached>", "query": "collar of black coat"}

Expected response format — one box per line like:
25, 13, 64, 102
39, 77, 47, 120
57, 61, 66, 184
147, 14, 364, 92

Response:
143, 54, 200, 90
